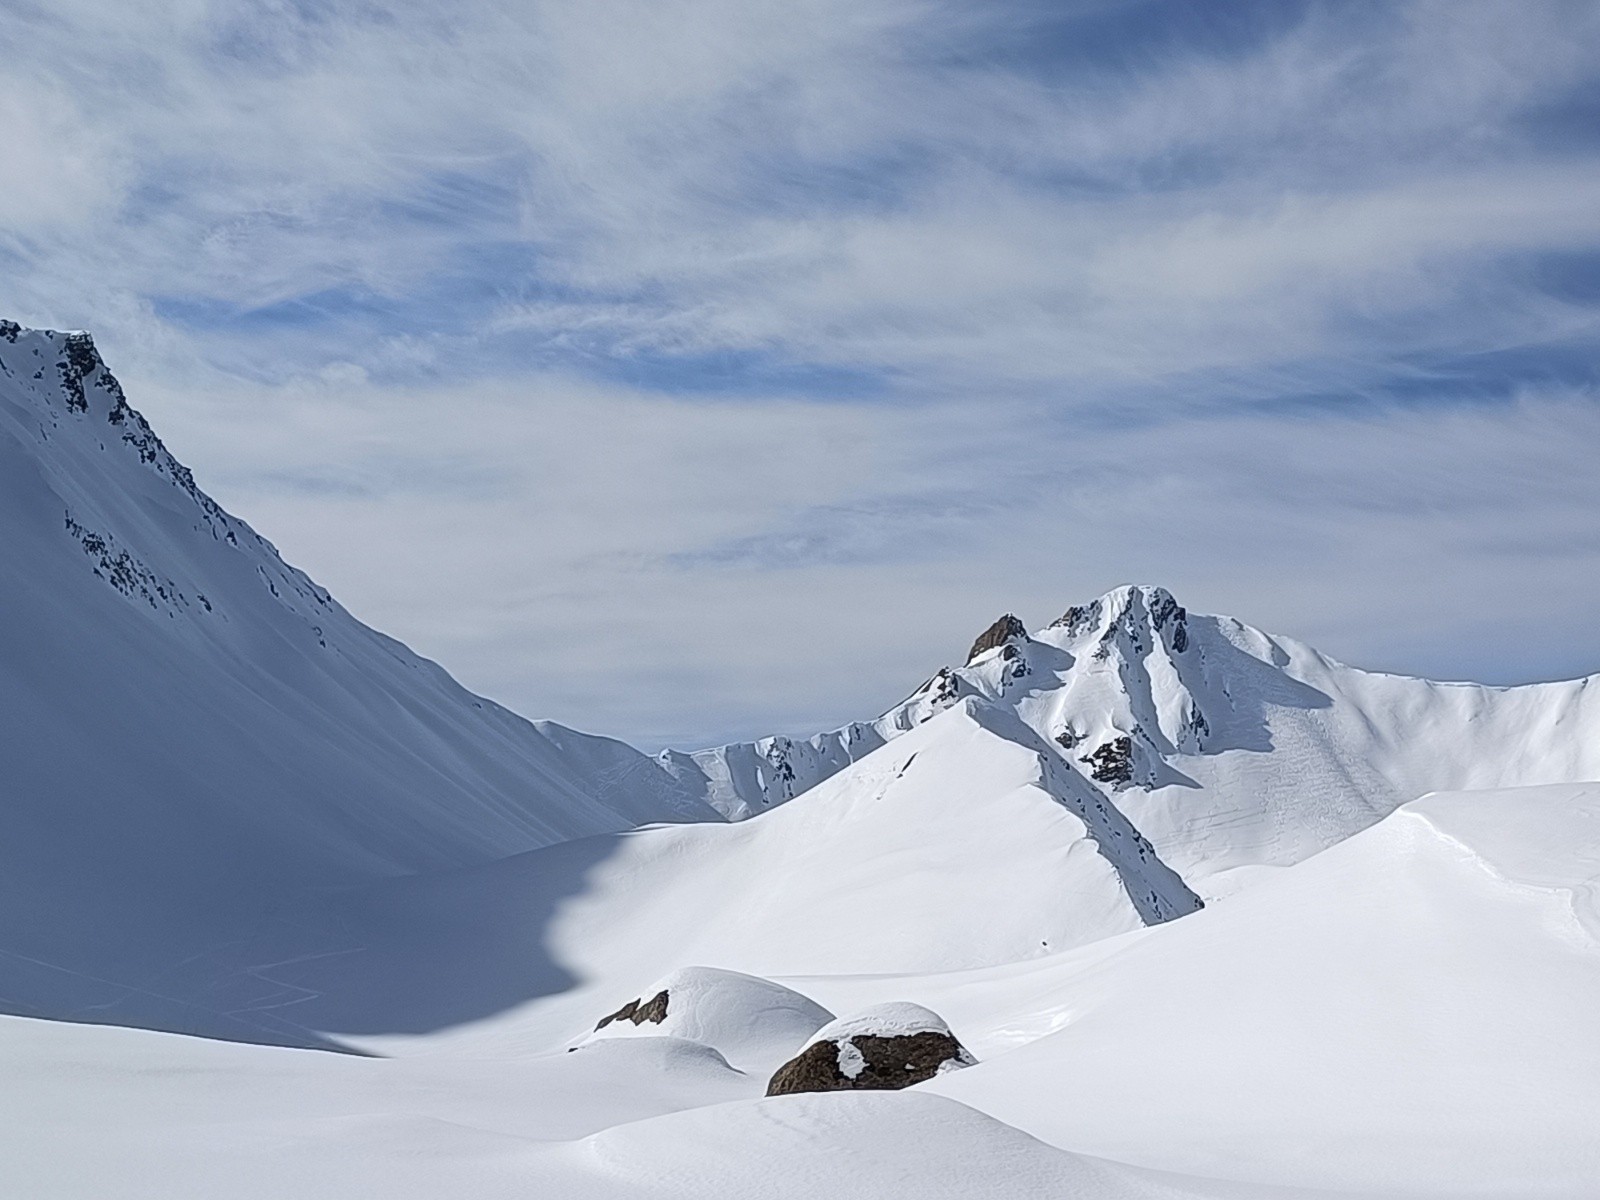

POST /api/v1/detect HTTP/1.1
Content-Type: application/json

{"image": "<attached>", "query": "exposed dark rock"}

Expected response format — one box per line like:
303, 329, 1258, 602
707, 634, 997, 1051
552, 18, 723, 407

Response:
928, 667, 959, 706
966, 613, 1027, 665
1147, 588, 1182, 629
764, 738, 797, 798
999, 642, 1030, 682
0, 319, 20, 343
1048, 600, 1101, 635
57, 334, 96, 413
64, 511, 190, 612
766, 1030, 975, 1096
1054, 726, 1081, 750
1082, 736, 1135, 786
595, 988, 670, 1031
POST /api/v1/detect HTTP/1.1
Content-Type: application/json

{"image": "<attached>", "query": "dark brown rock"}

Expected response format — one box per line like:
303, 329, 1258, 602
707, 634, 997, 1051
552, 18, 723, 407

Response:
966, 614, 1027, 665
766, 1031, 974, 1096
595, 988, 670, 1031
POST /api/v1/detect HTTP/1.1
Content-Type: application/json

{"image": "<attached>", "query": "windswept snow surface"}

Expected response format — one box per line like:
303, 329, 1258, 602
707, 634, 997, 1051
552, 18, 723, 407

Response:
579, 966, 834, 1073
925, 782, 1600, 1196
1, 1009, 1321, 1200
0, 323, 720, 1043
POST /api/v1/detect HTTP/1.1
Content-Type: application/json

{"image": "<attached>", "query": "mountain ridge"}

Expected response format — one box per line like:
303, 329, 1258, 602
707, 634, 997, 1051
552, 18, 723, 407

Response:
680, 582, 1600, 903
0, 320, 724, 1042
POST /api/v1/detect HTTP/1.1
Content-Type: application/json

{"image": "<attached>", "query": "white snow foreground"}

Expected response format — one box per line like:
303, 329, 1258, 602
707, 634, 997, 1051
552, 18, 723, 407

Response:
0, 1011, 1286, 1200
7, 784, 1600, 1197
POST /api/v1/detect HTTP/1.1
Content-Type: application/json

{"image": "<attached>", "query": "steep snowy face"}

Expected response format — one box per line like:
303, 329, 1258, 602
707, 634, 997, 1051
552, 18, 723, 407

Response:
0, 322, 719, 1040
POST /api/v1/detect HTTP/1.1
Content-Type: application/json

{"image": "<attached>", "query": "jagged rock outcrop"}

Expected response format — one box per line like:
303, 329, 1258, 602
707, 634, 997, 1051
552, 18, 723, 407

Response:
596, 989, 670, 1030
766, 1003, 976, 1096
967, 613, 1028, 664
1082, 736, 1136, 787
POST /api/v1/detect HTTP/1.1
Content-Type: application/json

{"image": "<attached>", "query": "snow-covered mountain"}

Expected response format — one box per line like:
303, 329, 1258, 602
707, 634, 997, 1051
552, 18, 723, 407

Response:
6, 318, 1600, 1048
0, 321, 721, 1041
680, 582, 1600, 898
6, 319, 1600, 1196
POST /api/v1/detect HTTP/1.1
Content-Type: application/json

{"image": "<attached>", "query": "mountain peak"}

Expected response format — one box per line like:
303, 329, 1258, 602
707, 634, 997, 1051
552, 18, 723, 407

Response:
1044, 584, 1189, 656
966, 613, 1029, 664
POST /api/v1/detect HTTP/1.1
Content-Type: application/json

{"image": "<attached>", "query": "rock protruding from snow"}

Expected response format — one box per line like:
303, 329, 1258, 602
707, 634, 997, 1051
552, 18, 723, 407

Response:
967, 613, 1028, 664
767, 1003, 975, 1096
596, 990, 670, 1030
584, 967, 835, 1072
1081, 736, 1136, 787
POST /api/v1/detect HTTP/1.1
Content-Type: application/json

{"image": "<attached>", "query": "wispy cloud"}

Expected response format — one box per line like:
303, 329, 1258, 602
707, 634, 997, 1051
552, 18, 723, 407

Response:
2, 0, 1598, 743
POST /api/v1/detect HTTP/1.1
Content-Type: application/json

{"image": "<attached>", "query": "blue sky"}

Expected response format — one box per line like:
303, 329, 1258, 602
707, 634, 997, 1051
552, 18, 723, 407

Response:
3, 0, 1600, 746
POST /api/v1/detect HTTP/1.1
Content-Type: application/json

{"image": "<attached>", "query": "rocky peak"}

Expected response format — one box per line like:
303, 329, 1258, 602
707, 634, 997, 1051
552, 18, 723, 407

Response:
1045, 585, 1190, 658
966, 613, 1028, 665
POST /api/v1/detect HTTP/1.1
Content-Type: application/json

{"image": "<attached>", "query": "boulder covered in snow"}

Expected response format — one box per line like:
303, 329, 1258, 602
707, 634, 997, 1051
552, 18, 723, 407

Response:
766, 1002, 976, 1096
584, 967, 835, 1072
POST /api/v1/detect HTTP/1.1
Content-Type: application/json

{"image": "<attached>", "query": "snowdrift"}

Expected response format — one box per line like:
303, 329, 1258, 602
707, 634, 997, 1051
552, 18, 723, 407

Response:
930, 782, 1600, 1196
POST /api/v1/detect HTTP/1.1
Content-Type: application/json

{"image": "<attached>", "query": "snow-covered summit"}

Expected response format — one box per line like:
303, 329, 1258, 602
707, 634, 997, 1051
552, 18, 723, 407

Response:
671, 583, 1211, 819
680, 580, 1600, 898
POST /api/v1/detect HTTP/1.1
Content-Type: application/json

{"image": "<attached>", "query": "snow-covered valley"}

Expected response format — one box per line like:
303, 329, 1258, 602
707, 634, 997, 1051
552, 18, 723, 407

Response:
4, 321, 1599, 1197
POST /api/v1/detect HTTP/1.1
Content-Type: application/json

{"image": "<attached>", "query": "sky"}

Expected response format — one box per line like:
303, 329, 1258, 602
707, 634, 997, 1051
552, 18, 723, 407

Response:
3, 0, 1600, 749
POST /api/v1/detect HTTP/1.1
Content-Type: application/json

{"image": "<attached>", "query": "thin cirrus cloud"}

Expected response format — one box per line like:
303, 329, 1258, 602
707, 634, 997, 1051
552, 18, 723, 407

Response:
1, 0, 1598, 744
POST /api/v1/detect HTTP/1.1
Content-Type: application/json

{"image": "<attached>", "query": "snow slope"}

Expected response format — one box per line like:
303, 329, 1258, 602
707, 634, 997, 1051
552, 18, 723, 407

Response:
0, 322, 721, 1043
115, 697, 1198, 1054
2, 1008, 1320, 1200
6, 784, 1598, 1198
925, 782, 1600, 1196
684, 584, 1600, 898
